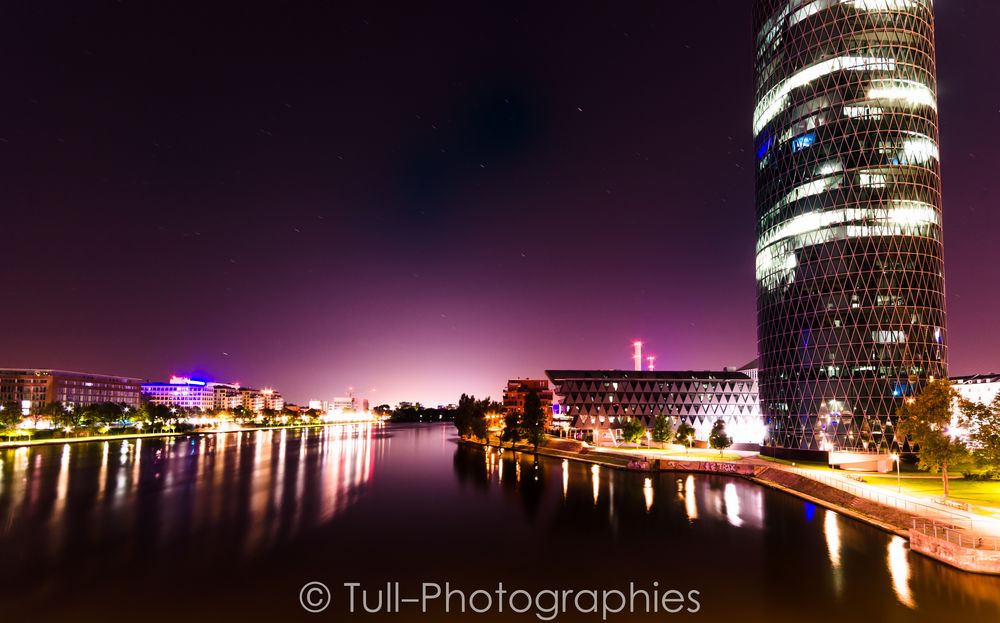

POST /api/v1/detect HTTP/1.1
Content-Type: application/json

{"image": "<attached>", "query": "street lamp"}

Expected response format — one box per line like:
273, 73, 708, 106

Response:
890, 453, 901, 494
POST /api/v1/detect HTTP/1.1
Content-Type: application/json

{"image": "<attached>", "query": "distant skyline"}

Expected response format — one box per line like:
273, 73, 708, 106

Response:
5, 1, 1000, 407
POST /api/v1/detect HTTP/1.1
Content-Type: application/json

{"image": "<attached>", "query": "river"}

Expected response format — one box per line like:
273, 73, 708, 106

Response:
0, 423, 997, 622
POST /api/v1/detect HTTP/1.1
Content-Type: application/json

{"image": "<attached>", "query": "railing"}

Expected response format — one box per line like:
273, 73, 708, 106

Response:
912, 519, 1000, 552
782, 465, 971, 526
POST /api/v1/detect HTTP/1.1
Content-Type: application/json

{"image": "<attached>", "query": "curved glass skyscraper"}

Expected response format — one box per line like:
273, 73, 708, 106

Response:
752, 0, 947, 456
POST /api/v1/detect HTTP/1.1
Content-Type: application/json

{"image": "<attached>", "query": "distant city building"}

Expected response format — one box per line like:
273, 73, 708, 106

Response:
142, 377, 216, 410
0, 368, 142, 413
546, 370, 763, 446
331, 396, 356, 411
142, 376, 283, 413
209, 382, 242, 410
503, 379, 554, 425
951, 374, 1000, 437
262, 388, 284, 411
952, 374, 1000, 407
239, 386, 283, 412
738, 359, 759, 384
307, 394, 367, 414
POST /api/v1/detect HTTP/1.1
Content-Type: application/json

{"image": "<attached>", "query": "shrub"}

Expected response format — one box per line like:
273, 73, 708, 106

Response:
961, 471, 998, 481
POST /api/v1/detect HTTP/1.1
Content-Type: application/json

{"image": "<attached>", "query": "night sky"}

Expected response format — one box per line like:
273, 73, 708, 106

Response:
4, 1, 999, 407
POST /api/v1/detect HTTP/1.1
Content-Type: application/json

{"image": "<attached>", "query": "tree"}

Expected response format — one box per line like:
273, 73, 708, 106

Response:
454, 394, 492, 442
675, 422, 696, 452
621, 417, 646, 445
89, 402, 125, 429
471, 409, 489, 442
501, 411, 522, 446
0, 402, 23, 437
896, 379, 969, 497
454, 394, 478, 438
651, 415, 674, 445
140, 402, 173, 431
52, 403, 81, 430
959, 395, 1000, 471
25, 401, 67, 429
233, 405, 254, 421
709, 419, 733, 457
520, 390, 546, 452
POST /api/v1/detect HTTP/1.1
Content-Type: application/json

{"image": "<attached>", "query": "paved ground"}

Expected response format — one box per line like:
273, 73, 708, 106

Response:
744, 455, 1000, 539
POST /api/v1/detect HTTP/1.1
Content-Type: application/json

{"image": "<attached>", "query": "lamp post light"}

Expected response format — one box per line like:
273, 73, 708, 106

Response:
890, 453, 901, 494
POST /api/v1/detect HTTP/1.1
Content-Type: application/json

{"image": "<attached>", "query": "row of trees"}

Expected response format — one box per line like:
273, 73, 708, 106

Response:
0, 399, 330, 439
897, 379, 1000, 496
1, 400, 140, 432
453, 391, 549, 452
454, 394, 500, 442
384, 403, 455, 423
619, 414, 732, 454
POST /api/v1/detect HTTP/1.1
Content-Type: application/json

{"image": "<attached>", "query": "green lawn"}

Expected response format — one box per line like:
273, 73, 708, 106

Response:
863, 476, 1000, 509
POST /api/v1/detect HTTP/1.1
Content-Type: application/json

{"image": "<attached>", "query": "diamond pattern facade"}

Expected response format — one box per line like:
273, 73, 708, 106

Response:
545, 371, 763, 444
752, 0, 947, 455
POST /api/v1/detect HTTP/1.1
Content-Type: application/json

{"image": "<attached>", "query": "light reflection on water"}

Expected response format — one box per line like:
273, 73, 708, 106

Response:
0, 424, 375, 560
685, 474, 699, 521
889, 535, 916, 609
825, 510, 842, 569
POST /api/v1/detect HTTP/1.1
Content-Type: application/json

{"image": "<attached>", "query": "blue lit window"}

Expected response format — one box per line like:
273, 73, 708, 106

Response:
756, 134, 774, 160
791, 132, 817, 153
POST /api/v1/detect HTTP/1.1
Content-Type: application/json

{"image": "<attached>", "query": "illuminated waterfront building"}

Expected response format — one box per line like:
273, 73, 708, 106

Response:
753, 0, 947, 457
545, 370, 763, 446
240, 386, 284, 412
142, 376, 283, 413
142, 377, 218, 410
0, 368, 142, 413
502, 379, 555, 425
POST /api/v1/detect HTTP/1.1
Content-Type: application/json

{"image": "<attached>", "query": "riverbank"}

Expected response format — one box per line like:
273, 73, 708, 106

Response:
750, 465, 914, 537
0, 420, 375, 449
469, 438, 909, 534
463, 435, 1000, 575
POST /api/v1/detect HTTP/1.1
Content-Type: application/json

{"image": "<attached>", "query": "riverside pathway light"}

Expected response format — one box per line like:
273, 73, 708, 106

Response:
890, 453, 901, 494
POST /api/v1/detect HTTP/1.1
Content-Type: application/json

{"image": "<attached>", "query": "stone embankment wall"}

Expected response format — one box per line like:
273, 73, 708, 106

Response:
752, 467, 918, 535
910, 530, 1000, 574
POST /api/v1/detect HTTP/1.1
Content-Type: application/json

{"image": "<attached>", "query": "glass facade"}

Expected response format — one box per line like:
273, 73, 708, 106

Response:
752, 0, 947, 455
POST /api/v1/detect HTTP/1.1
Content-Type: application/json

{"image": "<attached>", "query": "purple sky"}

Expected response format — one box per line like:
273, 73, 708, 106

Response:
3, 1, 1000, 407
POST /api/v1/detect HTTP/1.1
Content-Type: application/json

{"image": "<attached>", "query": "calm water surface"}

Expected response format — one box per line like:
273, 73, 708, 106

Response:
1, 423, 998, 622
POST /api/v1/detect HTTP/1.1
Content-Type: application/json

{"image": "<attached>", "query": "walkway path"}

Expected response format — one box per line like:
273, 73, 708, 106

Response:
745, 456, 1000, 539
